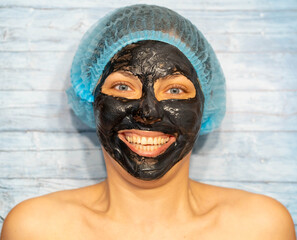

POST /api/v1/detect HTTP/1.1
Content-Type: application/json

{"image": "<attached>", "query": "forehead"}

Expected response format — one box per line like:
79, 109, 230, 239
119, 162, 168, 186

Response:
94, 40, 201, 97
110, 40, 196, 82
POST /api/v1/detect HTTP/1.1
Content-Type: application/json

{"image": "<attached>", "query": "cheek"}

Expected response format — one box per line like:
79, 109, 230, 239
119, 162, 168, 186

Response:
94, 95, 139, 130
162, 100, 202, 132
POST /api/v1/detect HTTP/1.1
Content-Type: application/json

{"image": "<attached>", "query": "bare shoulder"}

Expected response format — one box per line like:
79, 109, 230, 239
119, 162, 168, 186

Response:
191, 181, 296, 239
1, 193, 60, 240
1, 182, 106, 240
234, 189, 295, 239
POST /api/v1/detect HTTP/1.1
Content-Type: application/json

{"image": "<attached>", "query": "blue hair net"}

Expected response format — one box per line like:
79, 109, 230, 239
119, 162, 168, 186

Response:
67, 4, 226, 135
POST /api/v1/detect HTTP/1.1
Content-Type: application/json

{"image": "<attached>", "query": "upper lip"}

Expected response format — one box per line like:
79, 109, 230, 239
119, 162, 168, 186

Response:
118, 129, 172, 137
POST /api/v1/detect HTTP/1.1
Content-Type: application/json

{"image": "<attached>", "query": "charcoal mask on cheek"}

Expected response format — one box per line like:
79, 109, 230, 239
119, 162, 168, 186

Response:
93, 40, 204, 181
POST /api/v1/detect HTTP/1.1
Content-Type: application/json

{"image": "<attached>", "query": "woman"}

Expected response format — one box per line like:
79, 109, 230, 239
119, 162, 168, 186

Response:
1, 4, 295, 240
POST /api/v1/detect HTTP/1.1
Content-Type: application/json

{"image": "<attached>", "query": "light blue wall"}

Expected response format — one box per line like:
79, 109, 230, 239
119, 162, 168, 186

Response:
0, 0, 296, 234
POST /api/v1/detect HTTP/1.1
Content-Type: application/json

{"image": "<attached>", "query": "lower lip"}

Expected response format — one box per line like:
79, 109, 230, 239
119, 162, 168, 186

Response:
118, 132, 176, 158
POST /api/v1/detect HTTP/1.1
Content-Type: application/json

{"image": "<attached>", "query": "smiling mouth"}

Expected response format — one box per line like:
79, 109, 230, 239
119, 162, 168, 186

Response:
118, 129, 176, 157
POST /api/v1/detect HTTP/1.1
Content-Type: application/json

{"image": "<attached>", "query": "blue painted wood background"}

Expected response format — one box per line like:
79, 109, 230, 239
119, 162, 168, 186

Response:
0, 0, 296, 234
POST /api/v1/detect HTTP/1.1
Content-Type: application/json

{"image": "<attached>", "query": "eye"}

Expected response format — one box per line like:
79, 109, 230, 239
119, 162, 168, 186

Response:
165, 87, 185, 94
114, 83, 132, 91
154, 75, 196, 101
101, 72, 142, 99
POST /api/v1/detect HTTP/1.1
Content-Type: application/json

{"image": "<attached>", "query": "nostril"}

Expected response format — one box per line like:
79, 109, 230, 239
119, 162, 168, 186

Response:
134, 93, 162, 124
133, 115, 161, 124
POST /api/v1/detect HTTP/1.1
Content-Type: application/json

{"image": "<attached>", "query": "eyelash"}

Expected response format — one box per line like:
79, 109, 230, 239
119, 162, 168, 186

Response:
111, 82, 133, 91
165, 84, 187, 94
110, 82, 187, 94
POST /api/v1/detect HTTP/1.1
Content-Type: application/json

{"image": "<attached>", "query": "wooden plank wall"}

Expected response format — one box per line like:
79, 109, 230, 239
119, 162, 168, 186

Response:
0, 0, 296, 234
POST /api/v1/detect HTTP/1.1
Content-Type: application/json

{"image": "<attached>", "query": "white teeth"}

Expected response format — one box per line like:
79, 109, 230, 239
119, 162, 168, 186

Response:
148, 137, 153, 144
141, 137, 147, 145
125, 134, 171, 150
128, 143, 166, 152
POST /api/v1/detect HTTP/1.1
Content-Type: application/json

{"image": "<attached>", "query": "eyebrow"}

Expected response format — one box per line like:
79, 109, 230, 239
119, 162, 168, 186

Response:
158, 72, 185, 81
93, 71, 140, 95
117, 70, 139, 79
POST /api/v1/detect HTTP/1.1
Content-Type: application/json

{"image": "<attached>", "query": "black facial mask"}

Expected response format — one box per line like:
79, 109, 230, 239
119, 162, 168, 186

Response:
93, 40, 204, 180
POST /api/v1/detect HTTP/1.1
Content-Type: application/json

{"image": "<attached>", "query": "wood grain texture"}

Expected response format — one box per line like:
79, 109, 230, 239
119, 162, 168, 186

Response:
1, 8, 297, 34
0, 8, 297, 52
1, 0, 297, 10
1, 52, 297, 91
0, 0, 296, 235
0, 132, 296, 182
0, 90, 296, 131
1, 28, 297, 52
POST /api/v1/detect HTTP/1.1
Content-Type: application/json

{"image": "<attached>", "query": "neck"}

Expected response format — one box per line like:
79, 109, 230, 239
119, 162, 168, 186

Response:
100, 149, 198, 224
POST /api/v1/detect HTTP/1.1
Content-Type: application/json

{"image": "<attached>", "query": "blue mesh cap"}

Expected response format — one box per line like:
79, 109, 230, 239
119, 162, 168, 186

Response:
66, 4, 226, 135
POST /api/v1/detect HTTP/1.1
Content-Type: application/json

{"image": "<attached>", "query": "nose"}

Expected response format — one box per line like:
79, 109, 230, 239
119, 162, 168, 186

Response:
133, 91, 161, 124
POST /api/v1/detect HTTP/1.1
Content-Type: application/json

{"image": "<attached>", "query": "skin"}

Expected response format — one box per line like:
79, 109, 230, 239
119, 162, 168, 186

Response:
1, 41, 295, 239
1, 155, 296, 240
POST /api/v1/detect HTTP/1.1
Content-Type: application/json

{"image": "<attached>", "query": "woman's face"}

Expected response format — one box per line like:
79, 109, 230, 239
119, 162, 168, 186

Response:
93, 40, 204, 180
